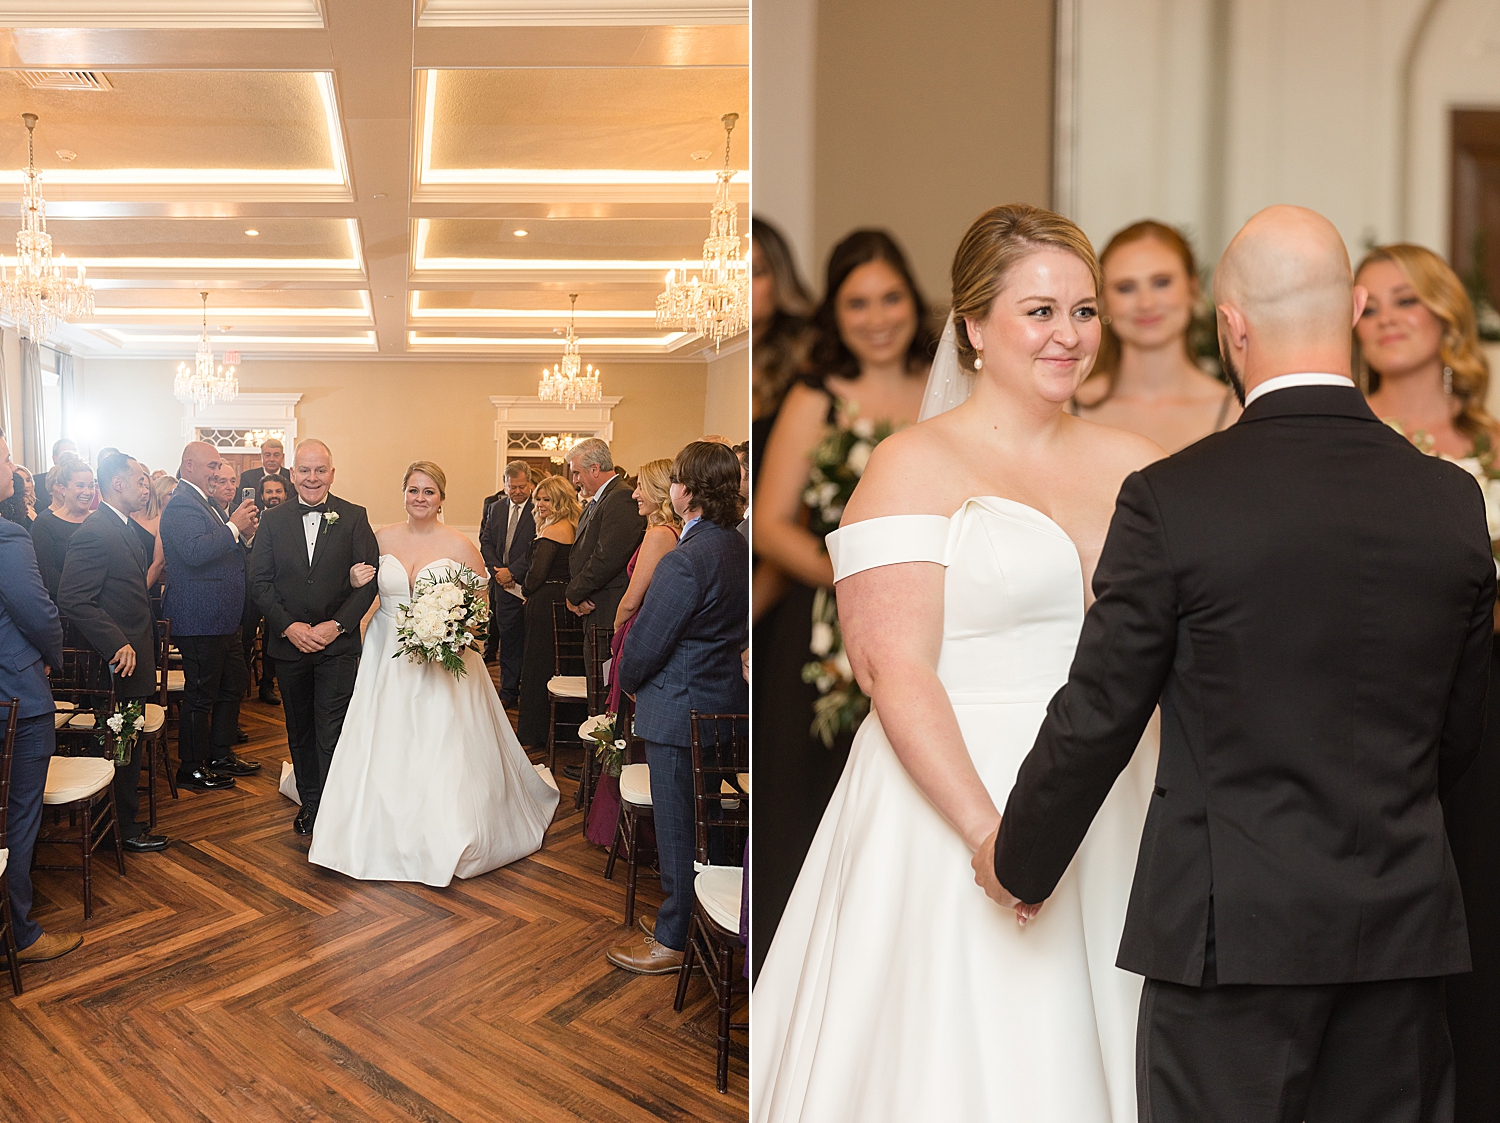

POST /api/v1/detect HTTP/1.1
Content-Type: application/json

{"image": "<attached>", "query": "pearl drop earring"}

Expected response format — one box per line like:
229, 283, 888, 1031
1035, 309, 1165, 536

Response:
1443, 365, 1454, 396
974, 355, 983, 371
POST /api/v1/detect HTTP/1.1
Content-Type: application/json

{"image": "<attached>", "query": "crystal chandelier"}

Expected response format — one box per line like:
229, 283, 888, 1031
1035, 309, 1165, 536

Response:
656, 112, 749, 349
0, 114, 93, 342
174, 292, 239, 408
539, 294, 602, 410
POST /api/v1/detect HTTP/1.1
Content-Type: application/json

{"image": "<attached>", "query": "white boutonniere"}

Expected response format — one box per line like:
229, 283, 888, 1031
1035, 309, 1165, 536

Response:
323, 510, 339, 527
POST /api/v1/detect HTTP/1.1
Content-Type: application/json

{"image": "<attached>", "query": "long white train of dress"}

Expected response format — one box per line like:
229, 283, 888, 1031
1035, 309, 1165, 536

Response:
752, 498, 1159, 1123
308, 556, 560, 886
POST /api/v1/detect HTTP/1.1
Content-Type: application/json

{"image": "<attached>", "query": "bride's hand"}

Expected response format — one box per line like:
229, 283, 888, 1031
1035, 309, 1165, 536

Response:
349, 562, 377, 588
971, 821, 1041, 927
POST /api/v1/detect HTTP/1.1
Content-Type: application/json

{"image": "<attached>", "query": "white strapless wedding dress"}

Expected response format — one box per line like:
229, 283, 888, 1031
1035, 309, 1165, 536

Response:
752, 498, 1160, 1123
307, 555, 560, 886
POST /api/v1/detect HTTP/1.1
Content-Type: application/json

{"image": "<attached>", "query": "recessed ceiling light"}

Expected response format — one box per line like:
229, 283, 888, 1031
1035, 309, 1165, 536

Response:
372, 192, 387, 200
690, 150, 713, 162
244, 229, 259, 236
513, 229, 528, 237
55, 149, 77, 162
383, 294, 395, 299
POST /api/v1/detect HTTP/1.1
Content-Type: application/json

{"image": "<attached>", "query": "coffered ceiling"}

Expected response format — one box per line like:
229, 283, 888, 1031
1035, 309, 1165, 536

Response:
0, 0, 749, 361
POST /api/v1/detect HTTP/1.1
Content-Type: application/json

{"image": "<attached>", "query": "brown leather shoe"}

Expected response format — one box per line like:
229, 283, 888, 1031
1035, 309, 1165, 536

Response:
17, 930, 82, 963
638, 914, 655, 939
606, 934, 683, 975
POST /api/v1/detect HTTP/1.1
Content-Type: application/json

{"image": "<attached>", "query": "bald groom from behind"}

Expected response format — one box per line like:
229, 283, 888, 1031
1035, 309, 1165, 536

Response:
977, 205, 1493, 1123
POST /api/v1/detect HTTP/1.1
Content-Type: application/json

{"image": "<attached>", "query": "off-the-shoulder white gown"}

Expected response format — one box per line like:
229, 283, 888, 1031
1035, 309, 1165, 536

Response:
308, 555, 560, 887
752, 498, 1160, 1123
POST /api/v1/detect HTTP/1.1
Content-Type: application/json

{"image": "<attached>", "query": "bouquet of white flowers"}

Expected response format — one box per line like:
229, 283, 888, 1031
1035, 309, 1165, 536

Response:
579, 712, 627, 777
393, 565, 490, 679
100, 699, 145, 765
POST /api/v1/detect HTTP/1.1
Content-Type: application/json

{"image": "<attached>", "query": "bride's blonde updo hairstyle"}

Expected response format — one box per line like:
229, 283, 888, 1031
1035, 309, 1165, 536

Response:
950, 204, 1104, 371
1354, 243, 1494, 441
403, 460, 447, 498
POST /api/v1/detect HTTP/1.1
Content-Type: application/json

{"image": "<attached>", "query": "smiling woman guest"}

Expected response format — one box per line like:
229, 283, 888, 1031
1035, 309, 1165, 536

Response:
751, 228, 935, 975
516, 474, 583, 753
1355, 243, 1500, 1123
30, 454, 95, 602
1073, 220, 1240, 450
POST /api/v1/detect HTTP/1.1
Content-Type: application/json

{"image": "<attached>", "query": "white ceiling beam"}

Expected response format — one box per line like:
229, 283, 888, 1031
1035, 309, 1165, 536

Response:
0, 27, 335, 69
411, 24, 746, 67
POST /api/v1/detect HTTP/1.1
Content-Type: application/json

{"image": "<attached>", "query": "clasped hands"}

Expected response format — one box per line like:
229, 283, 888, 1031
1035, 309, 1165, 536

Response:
565, 598, 596, 616
284, 620, 342, 653
971, 821, 1043, 928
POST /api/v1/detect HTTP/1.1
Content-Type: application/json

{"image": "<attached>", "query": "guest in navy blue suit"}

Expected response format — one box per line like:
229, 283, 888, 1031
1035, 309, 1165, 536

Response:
609, 441, 748, 975
159, 442, 262, 790
478, 462, 535, 707
0, 434, 78, 964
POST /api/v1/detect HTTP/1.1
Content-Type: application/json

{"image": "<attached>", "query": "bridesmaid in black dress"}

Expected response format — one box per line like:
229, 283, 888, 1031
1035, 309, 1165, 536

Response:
517, 474, 581, 750
1355, 242, 1500, 1122
751, 229, 934, 976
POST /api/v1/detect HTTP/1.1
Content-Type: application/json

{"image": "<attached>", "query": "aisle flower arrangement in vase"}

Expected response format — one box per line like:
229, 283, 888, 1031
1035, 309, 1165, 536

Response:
393, 566, 490, 679
100, 699, 145, 765
580, 711, 625, 778
801, 409, 894, 747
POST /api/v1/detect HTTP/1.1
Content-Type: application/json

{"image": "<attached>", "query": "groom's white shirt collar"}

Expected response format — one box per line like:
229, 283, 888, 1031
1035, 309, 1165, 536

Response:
1243, 372, 1355, 408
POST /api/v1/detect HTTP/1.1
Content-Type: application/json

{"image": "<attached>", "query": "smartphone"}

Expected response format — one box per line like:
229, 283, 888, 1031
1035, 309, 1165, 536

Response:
240, 487, 257, 507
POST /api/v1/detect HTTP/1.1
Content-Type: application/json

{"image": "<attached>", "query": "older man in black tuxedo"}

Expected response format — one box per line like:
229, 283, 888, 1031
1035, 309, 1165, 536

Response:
248, 438, 378, 834
564, 438, 645, 640
58, 453, 170, 852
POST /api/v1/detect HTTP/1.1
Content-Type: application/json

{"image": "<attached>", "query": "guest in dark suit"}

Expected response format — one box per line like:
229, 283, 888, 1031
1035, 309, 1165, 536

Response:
243, 474, 289, 704
564, 438, 646, 640
608, 441, 748, 975
478, 486, 504, 663
57, 453, 169, 852
248, 438, 378, 834
238, 437, 291, 506
159, 441, 261, 791
0, 435, 78, 964
983, 207, 1494, 1120
478, 461, 535, 707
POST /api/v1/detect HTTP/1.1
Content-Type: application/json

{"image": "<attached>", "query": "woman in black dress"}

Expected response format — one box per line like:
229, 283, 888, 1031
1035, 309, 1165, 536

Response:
1355, 242, 1500, 1122
517, 473, 581, 750
30, 455, 94, 601
750, 230, 934, 976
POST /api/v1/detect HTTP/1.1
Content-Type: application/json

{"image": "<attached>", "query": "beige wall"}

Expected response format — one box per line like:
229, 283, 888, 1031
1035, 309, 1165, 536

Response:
812, 0, 1055, 303
703, 345, 750, 442
76, 357, 722, 528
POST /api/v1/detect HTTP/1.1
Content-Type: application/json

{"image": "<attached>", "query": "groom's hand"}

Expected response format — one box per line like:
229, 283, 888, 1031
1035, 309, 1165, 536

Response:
972, 824, 1043, 927
284, 621, 328, 653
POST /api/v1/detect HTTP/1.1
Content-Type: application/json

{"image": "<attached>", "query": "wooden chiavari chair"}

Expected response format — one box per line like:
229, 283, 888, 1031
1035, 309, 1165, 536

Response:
37, 633, 127, 920
602, 693, 655, 928
136, 617, 178, 828
545, 601, 588, 776
674, 710, 749, 1093
576, 624, 614, 821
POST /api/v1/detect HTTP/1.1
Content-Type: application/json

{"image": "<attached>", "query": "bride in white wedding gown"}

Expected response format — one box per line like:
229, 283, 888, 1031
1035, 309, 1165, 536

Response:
753, 206, 1165, 1122
307, 460, 559, 886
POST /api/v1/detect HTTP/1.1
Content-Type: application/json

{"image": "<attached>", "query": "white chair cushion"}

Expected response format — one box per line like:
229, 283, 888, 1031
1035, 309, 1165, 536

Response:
167, 670, 185, 692
142, 703, 166, 734
695, 865, 743, 933
52, 700, 76, 730
0, 848, 7, 877
547, 675, 586, 700
618, 762, 652, 806
43, 756, 115, 804
737, 772, 750, 794
65, 713, 97, 730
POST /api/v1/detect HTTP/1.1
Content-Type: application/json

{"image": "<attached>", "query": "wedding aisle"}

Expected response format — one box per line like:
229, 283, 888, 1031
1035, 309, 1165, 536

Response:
0, 682, 746, 1120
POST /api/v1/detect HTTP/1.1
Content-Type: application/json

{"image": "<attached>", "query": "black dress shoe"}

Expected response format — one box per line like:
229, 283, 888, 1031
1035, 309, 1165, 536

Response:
209, 754, 261, 776
121, 834, 170, 853
259, 691, 280, 705
235, 727, 250, 744
561, 764, 582, 781
176, 766, 237, 791
293, 805, 317, 835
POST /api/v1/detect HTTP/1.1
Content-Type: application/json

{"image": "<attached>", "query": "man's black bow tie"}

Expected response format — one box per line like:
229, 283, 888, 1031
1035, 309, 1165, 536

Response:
301, 502, 329, 514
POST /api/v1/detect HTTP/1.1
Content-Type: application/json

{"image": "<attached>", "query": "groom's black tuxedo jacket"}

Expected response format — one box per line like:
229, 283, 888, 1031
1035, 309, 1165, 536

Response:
994, 385, 1495, 987
248, 494, 379, 663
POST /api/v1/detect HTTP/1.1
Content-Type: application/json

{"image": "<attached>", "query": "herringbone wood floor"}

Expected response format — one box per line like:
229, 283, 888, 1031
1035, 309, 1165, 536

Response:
0, 684, 747, 1121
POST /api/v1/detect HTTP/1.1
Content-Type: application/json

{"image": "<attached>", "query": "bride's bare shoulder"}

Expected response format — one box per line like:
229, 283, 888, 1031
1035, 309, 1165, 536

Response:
842, 417, 967, 524
1066, 415, 1166, 485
